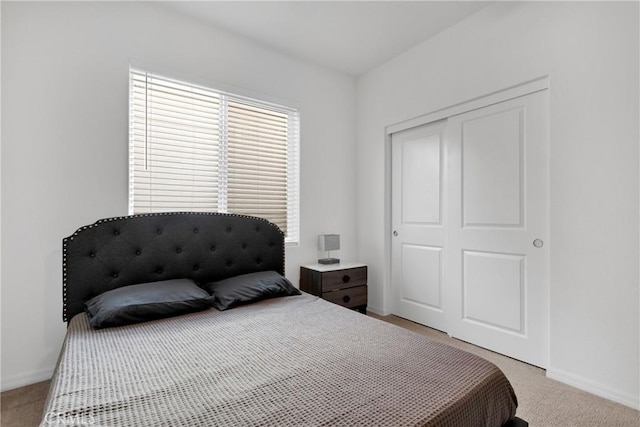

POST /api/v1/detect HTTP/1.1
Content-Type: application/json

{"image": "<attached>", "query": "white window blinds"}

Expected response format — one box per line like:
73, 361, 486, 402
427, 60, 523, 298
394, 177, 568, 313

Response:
129, 69, 299, 243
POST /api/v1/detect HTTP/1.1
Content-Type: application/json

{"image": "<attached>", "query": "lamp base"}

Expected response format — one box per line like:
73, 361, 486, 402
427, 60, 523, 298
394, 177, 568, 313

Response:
318, 258, 340, 265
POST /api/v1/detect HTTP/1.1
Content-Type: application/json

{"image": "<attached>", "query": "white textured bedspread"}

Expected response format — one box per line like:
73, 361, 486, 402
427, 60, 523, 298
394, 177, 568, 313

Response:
42, 293, 517, 426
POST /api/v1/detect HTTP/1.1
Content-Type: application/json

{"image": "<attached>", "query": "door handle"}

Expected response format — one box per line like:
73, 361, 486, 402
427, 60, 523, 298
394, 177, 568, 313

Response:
533, 239, 544, 248
393, 230, 398, 237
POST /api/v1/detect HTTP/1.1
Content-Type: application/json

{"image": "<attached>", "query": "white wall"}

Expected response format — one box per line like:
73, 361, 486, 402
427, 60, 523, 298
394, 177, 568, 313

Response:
1, 2, 356, 390
356, 1, 639, 408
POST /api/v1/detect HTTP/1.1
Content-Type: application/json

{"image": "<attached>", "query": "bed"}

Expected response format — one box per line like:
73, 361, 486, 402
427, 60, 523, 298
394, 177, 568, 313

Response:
42, 212, 526, 426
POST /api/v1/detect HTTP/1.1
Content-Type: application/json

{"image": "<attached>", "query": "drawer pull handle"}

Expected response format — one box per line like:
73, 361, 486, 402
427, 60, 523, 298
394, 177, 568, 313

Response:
343, 295, 351, 304
342, 275, 350, 283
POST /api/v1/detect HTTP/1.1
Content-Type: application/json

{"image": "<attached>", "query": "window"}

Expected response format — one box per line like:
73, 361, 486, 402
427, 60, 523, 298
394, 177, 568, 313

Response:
129, 69, 300, 243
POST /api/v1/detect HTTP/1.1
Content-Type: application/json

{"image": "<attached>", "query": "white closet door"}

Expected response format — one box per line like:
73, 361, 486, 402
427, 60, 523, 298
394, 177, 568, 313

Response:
390, 89, 549, 368
391, 121, 448, 332
446, 90, 549, 367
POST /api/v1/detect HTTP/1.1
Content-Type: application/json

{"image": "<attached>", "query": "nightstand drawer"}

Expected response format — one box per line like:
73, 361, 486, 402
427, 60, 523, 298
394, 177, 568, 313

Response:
321, 267, 367, 292
322, 285, 367, 309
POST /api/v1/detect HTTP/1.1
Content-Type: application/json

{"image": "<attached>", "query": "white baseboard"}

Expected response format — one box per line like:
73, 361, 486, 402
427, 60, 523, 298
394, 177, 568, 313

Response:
1, 367, 54, 392
546, 367, 639, 410
365, 304, 389, 316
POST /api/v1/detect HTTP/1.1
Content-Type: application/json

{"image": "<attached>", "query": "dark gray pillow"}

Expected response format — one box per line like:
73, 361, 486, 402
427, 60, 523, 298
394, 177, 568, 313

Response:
85, 278, 212, 329
204, 271, 301, 311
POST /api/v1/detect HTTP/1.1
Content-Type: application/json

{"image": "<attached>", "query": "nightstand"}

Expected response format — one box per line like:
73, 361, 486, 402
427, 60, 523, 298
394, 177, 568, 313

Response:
299, 263, 367, 313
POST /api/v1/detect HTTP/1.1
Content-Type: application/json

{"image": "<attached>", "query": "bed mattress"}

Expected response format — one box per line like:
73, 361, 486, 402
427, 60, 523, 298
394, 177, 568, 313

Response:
42, 293, 517, 426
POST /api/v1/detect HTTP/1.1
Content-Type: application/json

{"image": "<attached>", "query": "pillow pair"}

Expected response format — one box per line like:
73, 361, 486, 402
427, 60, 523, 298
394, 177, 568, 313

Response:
85, 271, 299, 329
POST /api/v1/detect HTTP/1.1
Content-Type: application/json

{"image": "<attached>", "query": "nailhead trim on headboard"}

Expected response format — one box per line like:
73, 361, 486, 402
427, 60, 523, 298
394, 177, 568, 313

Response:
62, 212, 285, 322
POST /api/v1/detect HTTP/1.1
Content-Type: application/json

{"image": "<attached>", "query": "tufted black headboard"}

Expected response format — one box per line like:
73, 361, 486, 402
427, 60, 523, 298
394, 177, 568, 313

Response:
62, 212, 285, 322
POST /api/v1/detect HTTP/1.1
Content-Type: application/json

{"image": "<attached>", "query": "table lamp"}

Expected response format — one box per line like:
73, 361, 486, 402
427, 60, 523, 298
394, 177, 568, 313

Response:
318, 234, 340, 265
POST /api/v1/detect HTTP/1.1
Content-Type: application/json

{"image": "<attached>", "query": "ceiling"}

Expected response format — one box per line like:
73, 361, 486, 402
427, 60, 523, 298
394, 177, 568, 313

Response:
161, 1, 491, 76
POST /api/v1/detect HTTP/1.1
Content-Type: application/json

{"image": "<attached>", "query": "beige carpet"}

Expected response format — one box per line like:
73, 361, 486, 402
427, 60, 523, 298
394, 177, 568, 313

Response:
2, 314, 638, 427
1, 380, 50, 427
